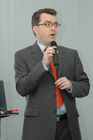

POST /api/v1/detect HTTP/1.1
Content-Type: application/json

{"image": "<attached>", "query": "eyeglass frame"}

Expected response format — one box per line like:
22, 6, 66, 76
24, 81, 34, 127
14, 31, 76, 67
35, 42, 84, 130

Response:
36, 22, 61, 28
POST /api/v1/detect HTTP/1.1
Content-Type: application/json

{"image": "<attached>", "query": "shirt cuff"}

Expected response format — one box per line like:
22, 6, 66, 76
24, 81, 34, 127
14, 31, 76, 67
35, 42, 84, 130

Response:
67, 88, 72, 94
42, 62, 49, 71
66, 82, 72, 94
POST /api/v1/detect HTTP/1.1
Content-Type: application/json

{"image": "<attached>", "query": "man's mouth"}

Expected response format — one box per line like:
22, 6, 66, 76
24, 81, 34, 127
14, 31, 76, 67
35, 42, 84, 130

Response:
50, 34, 55, 37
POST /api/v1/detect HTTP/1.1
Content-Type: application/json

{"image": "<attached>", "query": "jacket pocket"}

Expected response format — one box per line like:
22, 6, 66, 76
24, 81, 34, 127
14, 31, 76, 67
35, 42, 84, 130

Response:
24, 108, 40, 117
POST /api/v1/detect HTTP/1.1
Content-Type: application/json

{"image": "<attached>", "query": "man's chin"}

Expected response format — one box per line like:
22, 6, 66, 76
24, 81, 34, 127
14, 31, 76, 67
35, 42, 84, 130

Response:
46, 39, 56, 46
50, 39, 55, 42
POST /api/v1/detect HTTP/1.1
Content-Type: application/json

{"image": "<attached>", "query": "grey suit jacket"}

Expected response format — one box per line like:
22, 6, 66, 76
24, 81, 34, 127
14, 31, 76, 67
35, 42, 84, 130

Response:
14, 42, 90, 140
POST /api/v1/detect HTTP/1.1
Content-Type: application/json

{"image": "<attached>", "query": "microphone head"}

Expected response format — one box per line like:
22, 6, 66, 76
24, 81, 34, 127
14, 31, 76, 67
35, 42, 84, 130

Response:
51, 41, 57, 46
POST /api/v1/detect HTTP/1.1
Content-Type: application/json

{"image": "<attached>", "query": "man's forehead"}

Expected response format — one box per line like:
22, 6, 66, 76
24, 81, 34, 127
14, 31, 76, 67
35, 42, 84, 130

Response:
40, 13, 57, 22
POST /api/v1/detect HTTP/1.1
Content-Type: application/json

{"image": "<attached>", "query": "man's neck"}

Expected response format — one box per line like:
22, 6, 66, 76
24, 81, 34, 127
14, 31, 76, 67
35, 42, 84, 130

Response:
37, 40, 50, 47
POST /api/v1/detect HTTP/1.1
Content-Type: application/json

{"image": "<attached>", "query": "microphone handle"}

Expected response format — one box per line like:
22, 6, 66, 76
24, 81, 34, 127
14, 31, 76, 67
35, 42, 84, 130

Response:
53, 48, 59, 66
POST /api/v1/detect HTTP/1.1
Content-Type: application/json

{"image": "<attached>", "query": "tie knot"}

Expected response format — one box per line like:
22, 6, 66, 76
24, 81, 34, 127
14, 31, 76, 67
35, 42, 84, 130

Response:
44, 47, 48, 51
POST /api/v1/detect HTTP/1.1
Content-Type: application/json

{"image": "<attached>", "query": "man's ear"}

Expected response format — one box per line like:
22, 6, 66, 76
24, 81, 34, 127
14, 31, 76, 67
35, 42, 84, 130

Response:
33, 25, 38, 35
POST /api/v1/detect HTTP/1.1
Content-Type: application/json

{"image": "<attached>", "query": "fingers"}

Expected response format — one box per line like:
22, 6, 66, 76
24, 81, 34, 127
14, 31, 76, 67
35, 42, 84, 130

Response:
45, 46, 56, 56
42, 46, 56, 66
55, 77, 71, 90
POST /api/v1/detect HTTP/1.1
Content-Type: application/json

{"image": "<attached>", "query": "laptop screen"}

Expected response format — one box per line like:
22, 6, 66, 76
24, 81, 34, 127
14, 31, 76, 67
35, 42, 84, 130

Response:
0, 80, 7, 111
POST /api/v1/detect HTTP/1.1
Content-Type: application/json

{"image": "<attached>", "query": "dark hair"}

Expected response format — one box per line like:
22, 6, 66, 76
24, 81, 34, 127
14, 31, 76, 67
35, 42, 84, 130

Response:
31, 8, 57, 27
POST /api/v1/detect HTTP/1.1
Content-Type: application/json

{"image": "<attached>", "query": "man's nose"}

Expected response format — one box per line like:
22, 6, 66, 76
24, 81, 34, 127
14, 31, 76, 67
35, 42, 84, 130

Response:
51, 24, 57, 30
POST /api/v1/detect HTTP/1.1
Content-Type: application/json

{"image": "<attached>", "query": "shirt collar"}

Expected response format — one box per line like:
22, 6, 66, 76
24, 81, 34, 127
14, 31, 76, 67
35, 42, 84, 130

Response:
37, 41, 46, 53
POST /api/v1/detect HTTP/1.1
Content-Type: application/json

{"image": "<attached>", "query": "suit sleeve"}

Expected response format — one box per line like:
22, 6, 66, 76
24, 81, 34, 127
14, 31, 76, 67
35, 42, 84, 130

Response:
71, 50, 90, 98
14, 51, 46, 96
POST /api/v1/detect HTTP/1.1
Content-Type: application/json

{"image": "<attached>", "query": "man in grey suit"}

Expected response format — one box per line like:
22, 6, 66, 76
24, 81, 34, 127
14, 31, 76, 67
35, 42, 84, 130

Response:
14, 8, 90, 140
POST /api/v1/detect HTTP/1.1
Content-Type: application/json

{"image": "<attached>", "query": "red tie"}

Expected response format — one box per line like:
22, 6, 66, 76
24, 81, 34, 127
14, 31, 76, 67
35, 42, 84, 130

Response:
44, 47, 63, 108
49, 58, 63, 109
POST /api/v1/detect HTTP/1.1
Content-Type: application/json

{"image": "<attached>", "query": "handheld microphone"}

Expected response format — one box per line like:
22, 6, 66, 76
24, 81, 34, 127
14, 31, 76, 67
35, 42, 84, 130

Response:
51, 41, 59, 67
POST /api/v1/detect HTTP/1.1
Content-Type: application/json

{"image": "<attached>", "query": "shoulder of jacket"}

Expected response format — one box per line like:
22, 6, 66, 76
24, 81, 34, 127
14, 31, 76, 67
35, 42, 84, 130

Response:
15, 45, 33, 56
58, 45, 78, 53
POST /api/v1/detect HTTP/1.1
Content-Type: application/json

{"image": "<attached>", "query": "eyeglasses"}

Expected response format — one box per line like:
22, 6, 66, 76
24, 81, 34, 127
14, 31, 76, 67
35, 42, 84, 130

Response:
37, 22, 61, 28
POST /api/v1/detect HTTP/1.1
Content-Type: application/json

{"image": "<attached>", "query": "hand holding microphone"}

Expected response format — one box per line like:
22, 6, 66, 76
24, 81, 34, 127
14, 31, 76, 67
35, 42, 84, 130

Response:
42, 41, 58, 67
51, 41, 59, 67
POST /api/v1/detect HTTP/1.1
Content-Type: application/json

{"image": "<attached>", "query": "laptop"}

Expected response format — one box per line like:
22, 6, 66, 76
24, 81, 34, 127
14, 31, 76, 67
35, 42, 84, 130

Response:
0, 80, 7, 112
0, 80, 19, 118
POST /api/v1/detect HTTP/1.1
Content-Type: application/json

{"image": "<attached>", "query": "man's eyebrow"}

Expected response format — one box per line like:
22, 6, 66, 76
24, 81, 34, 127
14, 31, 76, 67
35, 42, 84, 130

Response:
44, 20, 58, 23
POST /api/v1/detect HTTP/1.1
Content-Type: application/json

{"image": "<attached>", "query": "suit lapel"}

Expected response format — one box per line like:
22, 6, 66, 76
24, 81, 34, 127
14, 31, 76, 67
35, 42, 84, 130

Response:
30, 42, 54, 77
57, 46, 65, 78
30, 42, 43, 62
